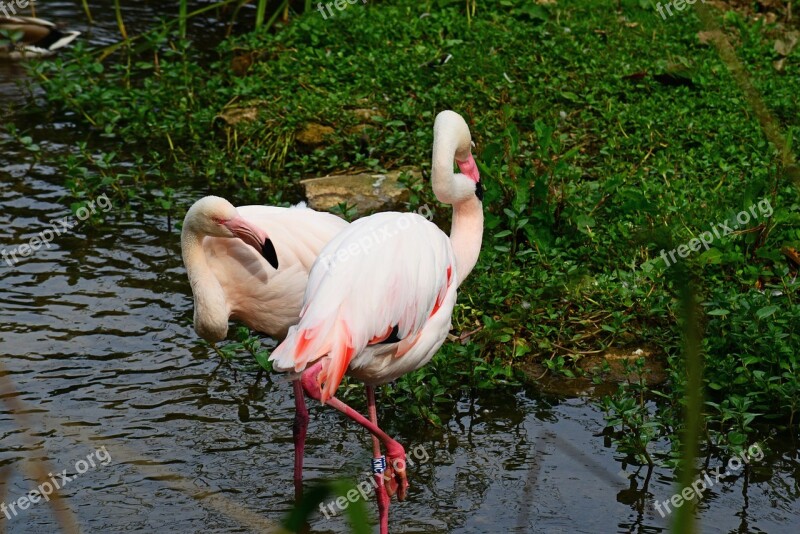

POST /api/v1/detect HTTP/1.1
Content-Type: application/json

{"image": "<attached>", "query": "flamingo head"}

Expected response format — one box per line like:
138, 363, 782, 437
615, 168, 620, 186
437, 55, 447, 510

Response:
456, 149, 482, 201
183, 196, 279, 269
432, 110, 482, 204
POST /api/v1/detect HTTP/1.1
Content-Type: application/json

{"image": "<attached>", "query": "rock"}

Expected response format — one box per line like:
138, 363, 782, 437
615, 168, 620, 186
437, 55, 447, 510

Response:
301, 167, 419, 216
345, 108, 382, 134
296, 123, 335, 147
350, 108, 382, 123
774, 31, 799, 57
346, 123, 371, 135
577, 346, 666, 386
215, 105, 259, 126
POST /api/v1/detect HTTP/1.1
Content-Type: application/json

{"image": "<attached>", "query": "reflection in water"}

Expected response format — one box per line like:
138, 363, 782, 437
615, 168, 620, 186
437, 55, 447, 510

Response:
1, 2, 799, 533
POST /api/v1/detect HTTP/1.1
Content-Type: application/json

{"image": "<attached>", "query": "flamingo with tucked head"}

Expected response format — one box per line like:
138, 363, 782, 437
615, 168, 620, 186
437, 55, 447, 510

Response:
270, 110, 483, 533
182, 197, 349, 502
181, 196, 348, 342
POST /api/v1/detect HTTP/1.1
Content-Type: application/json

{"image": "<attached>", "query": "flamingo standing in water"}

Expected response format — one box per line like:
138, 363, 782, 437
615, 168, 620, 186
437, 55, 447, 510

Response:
181, 196, 348, 343
270, 110, 484, 533
182, 198, 349, 501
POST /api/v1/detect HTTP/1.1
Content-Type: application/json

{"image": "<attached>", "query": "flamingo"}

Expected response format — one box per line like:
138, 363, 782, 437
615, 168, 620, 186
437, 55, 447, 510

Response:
182, 197, 350, 507
181, 196, 348, 342
269, 110, 483, 533
0, 17, 80, 59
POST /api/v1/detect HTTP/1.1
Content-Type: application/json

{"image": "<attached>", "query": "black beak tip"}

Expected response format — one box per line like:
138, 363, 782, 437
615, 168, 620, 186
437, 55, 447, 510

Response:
262, 239, 279, 269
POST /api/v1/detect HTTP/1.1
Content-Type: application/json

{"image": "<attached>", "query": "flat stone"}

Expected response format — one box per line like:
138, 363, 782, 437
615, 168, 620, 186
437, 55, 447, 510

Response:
301, 167, 419, 216
215, 105, 259, 126
578, 346, 666, 386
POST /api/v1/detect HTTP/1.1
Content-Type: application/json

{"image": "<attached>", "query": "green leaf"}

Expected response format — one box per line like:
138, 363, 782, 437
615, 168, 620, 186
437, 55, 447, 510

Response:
727, 431, 747, 446
282, 480, 370, 534
755, 305, 778, 320
253, 350, 271, 371
698, 248, 723, 265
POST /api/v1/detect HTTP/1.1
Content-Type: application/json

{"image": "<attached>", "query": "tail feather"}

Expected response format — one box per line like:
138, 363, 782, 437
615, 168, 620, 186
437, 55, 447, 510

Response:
321, 343, 354, 403
292, 327, 319, 371
270, 318, 359, 403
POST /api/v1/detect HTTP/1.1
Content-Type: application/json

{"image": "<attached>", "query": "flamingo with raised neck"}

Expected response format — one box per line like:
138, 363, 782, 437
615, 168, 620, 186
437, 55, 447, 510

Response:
269, 110, 484, 534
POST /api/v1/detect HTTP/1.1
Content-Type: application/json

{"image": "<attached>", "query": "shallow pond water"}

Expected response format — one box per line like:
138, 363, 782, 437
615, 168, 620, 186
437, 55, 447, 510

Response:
1, 2, 799, 533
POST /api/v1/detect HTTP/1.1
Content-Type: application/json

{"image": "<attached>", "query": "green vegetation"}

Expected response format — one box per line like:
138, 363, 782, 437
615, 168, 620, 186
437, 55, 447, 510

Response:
16, 0, 800, 466
281, 479, 371, 534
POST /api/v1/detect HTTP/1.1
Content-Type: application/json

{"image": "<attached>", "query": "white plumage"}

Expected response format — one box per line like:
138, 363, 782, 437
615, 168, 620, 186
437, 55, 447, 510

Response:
270, 110, 484, 403
271, 211, 457, 399
181, 197, 348, 342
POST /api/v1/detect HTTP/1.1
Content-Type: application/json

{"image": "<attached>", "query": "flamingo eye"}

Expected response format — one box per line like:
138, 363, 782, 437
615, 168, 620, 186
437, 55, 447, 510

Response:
211, 216, 225, 225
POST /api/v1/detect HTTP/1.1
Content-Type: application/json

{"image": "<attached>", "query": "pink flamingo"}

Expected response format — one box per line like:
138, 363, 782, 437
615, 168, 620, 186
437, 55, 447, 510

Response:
270, 110, 483, 533
181, 196, 348, 343
181, 197, 350, 498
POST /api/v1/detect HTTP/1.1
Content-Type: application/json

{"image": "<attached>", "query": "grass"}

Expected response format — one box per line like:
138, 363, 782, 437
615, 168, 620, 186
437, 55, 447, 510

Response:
16, 0, 800, 465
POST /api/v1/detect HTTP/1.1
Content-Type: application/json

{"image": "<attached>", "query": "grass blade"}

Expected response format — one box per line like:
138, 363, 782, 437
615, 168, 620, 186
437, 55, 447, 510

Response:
179, 0, 188, 38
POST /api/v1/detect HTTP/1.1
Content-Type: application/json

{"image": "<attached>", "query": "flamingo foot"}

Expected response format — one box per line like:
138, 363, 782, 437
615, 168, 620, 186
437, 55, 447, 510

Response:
382, 443, 408, 501
299, 363, 409, 526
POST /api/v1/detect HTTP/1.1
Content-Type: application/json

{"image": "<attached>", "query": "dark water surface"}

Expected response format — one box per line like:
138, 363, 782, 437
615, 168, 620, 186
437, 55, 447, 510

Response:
1, 2, 798, 533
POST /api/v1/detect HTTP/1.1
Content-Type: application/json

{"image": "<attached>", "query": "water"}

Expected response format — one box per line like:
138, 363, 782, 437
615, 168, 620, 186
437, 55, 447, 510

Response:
1, 2, 798, 533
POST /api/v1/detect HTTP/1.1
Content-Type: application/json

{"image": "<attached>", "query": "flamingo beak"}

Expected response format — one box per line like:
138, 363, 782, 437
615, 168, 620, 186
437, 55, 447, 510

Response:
225, 216, 279, 269
456, 153, 480, 184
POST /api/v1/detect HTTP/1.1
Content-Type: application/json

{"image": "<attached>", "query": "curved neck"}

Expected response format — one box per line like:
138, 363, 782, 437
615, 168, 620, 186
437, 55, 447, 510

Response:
431, 134, 462, 205
431, 136, 483, 286
450, 197, 484, 286
181, 228, 228, 341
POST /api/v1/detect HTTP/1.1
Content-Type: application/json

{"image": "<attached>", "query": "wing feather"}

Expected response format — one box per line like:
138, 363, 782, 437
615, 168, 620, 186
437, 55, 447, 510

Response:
270, 212, 455, 402
200, 204, 347, 339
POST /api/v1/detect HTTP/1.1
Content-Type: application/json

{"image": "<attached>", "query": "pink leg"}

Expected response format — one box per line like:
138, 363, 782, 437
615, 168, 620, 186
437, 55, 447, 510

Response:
300, 363, 409, 502
367, 386, 390, 534
293, 379, 308, 502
